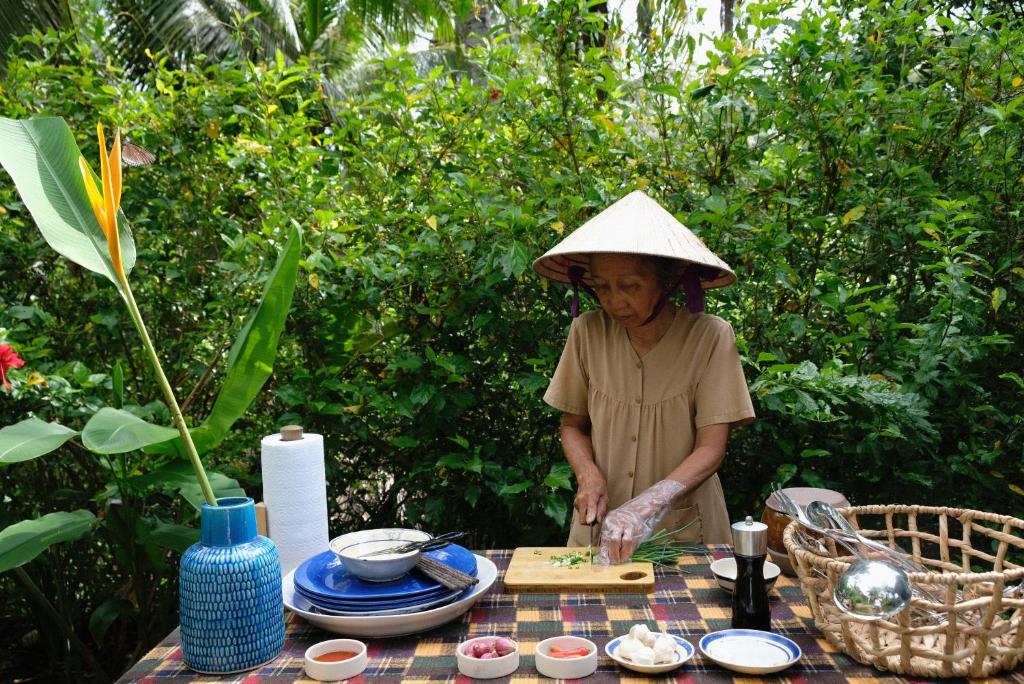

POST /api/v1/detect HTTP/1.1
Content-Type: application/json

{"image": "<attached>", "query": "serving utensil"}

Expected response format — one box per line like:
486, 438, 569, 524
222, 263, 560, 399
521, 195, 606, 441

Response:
359, 531, 466, 558
805, 501, 927, 572
807, 500, 1022, 611
769, 487, 911, 621
833, 557, 913, 622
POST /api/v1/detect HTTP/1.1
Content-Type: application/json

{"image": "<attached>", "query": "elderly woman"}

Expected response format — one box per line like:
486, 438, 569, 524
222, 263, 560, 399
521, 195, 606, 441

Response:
533, 191, 755, 564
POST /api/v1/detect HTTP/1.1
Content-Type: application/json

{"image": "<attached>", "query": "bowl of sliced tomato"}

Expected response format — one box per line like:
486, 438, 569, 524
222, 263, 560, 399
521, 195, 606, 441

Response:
534, 636, 597, 679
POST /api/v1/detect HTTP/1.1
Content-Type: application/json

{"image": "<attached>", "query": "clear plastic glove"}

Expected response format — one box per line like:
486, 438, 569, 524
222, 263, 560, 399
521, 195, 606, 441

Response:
596, 479, 685, 565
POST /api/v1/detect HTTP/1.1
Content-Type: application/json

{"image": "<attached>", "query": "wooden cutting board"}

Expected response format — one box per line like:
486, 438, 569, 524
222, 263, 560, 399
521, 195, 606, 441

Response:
503, 547, 655, 593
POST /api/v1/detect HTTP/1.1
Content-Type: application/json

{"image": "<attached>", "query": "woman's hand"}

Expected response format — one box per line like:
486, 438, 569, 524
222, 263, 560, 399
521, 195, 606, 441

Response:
597, 479, 684, 564
559, 411, 607, 525
574, 470, 608, 526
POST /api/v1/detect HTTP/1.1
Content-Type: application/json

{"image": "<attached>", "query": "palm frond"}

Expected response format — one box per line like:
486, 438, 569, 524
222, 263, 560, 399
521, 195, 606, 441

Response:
325, 42, 464, 101
245, 0, 302, 55
344, 0, 447, 41
300, 0, 338, 51
193, 0, 286, 61
104, 0, 228, 78
95, 0, 461, 79
105, 0, 308, 77
0, 0, 74, 60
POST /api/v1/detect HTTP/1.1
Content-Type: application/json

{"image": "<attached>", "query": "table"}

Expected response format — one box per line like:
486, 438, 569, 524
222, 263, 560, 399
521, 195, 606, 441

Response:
118, 547, 1024, 683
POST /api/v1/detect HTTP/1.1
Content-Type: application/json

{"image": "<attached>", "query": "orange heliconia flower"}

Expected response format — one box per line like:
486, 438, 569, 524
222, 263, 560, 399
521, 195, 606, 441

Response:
78, 122, 124, 279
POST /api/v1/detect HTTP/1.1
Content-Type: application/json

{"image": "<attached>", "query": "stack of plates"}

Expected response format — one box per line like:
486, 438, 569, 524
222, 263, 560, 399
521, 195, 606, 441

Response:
293, 544, 478, 616
284, 554, 497, 637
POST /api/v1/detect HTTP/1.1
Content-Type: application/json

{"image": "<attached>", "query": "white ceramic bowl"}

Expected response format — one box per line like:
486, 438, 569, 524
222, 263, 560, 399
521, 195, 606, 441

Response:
605, 632, 694, 674
709, 557, 781, 593
329, 528, 431, 582
303, 638, 368, 681
456, 637, 519, 679
534, 636, 598, 679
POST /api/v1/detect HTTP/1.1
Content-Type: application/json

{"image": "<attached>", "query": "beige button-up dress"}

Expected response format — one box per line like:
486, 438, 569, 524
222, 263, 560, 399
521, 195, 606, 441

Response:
544, 308, 755, 546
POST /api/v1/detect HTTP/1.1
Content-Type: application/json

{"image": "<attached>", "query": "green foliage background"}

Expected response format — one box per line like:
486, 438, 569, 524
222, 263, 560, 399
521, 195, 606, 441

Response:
1, 0, 1023, 679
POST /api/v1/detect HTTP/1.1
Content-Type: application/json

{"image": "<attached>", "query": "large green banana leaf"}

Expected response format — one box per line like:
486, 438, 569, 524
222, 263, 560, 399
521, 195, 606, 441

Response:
150, 225, 303, 456
0, 116, 136, 289
202, 225, 302, 440
81, 408, 179, 454
0, 510, 97, 573
0, 418, 79, 464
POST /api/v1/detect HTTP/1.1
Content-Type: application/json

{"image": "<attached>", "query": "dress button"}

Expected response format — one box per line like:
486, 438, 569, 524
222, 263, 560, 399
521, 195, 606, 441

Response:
635, 362, 642, 369
635, 396, 642, 404
628, 471, 634, 478
631, 435, 637, 442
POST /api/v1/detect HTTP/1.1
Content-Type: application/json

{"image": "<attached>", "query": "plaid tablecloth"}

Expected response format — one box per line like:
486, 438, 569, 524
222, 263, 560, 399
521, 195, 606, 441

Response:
118, 547, 1024, 683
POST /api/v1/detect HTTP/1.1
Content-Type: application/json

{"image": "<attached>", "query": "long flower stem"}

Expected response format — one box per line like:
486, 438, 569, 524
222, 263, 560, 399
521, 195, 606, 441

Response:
118, 275, 217, 506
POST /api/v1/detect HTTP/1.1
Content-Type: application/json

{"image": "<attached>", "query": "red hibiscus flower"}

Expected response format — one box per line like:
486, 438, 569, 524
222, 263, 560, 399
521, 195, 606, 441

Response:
488, 87, 501, 101
0, 344, 25, 390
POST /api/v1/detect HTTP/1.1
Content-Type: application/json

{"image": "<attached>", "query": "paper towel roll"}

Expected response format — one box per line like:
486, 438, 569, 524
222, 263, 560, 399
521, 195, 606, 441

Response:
260, 430, 329, 576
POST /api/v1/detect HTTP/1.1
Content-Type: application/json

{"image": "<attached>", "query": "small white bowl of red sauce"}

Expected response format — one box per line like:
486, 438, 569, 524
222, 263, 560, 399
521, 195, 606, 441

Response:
304, 638, 367, 681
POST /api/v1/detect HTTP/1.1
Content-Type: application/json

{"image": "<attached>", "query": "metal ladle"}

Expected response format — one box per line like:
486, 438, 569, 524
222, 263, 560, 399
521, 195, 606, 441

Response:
767, 489, 910, 622
834, 557, 913, 621
807, 501, 1022, 613
803, 501, 914, 622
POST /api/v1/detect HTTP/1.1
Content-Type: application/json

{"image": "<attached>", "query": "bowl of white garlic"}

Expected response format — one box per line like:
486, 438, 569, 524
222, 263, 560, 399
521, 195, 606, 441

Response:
604, 624, 694, 674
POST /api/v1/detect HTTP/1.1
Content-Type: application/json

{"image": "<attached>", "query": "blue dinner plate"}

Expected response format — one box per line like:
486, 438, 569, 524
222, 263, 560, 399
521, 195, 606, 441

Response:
302, 589, 467, 615
294, 543, 477, 601
294, 581, 442, 602
295, 584, 451, 609
294, 545, 478, 603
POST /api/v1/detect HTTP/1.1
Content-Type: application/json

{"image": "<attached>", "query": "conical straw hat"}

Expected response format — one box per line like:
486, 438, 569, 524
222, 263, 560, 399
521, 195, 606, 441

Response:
532, 190, 736, 290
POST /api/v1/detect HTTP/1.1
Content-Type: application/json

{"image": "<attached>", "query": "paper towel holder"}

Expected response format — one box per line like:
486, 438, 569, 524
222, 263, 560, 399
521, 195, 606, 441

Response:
280, 425, 304, 441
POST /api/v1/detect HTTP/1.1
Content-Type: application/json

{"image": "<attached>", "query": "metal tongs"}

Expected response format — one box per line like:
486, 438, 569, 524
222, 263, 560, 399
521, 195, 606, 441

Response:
770, 486, 918, 567
359, 531, 466, 558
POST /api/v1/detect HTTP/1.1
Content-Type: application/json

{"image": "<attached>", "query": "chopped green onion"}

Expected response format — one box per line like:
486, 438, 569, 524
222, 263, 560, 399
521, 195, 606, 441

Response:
549, 550, 590, 567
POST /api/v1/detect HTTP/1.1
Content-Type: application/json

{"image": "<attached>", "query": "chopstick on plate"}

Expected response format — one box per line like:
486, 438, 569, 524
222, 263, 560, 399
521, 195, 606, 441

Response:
416, 556, 478, 591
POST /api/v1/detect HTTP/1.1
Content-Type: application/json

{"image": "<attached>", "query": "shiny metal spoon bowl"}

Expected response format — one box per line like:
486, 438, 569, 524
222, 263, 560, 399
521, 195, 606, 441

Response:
798, 499, 913, 621
834, 558, 913, 621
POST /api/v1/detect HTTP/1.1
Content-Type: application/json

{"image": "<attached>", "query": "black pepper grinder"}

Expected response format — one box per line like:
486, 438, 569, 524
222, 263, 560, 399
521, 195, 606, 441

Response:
731, 515, 771, 631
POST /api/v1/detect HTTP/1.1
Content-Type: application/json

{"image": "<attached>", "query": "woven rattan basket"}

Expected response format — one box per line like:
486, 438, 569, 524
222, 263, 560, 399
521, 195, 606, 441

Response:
783, 504, 1024, 678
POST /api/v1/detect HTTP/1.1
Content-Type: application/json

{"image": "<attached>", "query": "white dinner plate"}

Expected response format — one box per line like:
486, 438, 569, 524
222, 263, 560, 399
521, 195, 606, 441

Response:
698, 629, 801, 675
283, 555, 496, 637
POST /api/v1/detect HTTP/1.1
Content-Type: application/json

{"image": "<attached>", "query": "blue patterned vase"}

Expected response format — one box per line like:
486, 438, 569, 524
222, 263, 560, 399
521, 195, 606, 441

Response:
179, 496, 284, 673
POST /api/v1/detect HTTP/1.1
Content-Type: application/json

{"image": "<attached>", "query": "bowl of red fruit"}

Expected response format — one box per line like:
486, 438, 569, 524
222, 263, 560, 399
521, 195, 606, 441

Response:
456, 636, 519, 679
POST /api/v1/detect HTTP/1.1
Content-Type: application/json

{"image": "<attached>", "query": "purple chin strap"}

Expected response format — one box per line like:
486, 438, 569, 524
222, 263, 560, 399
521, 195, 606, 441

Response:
569, 263, 713, 321
682, 267, 706, 313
